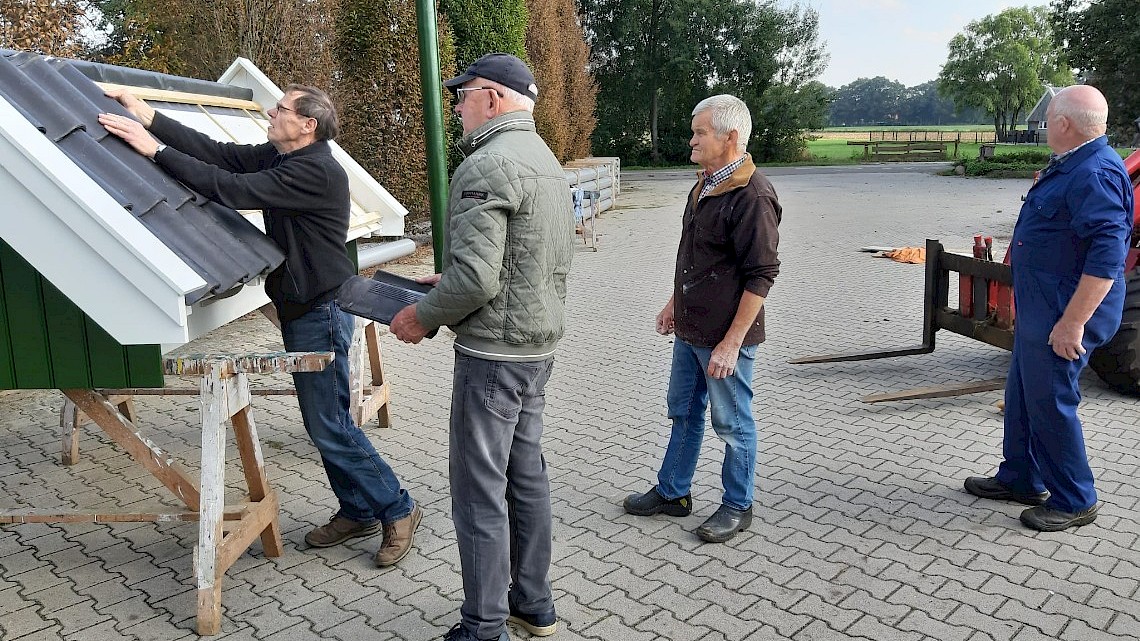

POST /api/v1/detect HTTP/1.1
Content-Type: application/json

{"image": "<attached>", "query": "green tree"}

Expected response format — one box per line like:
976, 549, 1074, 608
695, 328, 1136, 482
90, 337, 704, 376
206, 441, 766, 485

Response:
828, 76, 906, 126
1051, 0, 1140, 142
938, 6, 1071, 141
581, 0, 826, 164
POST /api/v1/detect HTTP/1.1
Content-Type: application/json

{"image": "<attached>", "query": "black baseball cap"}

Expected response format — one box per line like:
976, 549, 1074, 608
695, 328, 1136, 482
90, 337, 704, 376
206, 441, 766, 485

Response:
444, 53, 539, 102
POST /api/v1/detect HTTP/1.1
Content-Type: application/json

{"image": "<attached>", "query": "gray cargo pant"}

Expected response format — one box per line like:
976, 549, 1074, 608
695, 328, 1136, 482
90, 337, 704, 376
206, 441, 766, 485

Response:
450, 351, 555, 639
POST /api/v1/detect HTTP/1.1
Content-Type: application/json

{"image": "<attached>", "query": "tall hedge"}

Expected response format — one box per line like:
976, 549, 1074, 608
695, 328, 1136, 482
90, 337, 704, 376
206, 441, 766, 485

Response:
440, 0, 527, 71
335, 0, 458, 223
525, 0, 595, 161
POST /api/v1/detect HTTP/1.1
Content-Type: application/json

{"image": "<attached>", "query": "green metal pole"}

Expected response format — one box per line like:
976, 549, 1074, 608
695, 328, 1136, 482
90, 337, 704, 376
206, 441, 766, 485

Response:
415, 0, 449, 273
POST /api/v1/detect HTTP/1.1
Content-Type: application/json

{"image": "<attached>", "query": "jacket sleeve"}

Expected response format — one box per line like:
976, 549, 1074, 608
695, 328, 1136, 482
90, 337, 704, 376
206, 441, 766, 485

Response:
1067, 166, 1133, 279
150, 111, 273, 173
156, 148, 332, 214
732, 184, 782, 298
416, 154, 521, 329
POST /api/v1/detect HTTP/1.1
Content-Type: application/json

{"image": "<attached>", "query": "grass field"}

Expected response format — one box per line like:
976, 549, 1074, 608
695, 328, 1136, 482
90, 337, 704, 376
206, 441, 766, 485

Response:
818, 125, 991, 132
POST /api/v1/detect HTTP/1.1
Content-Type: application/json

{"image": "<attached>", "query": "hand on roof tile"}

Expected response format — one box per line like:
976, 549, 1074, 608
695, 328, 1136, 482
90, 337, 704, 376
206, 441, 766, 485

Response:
104, 87, 155, 128
98, 112, 161, 159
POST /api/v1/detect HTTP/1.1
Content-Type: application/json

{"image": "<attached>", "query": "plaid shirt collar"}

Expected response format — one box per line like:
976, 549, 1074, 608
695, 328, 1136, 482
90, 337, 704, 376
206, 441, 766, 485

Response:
1041, 136, 1100, 179
699, 154, 746, 200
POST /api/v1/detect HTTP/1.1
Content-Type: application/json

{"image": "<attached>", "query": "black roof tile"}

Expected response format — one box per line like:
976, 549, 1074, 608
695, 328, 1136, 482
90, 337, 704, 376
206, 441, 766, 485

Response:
0, 50, 283, 305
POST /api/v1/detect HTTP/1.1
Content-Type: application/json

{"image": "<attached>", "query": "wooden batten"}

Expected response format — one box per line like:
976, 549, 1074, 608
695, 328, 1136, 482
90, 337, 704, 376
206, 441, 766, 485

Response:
95, 82, 264, 112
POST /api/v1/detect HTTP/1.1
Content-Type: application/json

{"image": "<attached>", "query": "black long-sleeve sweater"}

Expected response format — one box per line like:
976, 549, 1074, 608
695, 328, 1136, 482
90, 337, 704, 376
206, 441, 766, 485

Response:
150, 112, 353, 322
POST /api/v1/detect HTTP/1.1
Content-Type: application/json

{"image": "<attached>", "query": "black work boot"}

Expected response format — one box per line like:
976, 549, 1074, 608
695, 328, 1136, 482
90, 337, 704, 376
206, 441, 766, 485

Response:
1020, 503, 1099, 532
695, 504, 752, 543
623, 487, 692, 516
964, 476, 1049, 506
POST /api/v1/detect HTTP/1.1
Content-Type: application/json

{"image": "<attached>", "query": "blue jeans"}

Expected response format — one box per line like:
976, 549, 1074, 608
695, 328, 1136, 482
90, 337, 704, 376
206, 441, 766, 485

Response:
657, 338, 758, 511
282, 301, 414, 524
450, 352, 555, 640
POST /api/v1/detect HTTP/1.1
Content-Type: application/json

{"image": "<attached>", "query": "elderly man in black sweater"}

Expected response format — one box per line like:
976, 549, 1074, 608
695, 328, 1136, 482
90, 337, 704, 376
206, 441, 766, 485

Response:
99, 85, 421, 567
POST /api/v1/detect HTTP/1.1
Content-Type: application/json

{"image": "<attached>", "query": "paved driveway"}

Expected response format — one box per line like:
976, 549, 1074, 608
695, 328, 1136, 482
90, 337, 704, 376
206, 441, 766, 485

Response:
1, 166, 1137, 640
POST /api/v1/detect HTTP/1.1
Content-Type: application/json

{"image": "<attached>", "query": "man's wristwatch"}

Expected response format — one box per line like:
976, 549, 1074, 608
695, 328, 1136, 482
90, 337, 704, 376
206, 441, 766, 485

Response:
154, 143, 167, 159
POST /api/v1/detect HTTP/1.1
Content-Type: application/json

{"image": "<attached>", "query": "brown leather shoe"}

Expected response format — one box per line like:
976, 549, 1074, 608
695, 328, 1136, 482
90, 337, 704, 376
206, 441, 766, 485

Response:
305, 514, 383, 548
375, 504, 422, 567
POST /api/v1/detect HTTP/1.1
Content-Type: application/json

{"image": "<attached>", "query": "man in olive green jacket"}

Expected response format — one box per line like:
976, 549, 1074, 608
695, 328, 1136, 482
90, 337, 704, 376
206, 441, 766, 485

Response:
391, 53, 573, 641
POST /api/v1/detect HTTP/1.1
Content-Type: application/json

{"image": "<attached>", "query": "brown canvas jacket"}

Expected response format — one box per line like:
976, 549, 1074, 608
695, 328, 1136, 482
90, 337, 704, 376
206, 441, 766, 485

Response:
674, 154, 781, 347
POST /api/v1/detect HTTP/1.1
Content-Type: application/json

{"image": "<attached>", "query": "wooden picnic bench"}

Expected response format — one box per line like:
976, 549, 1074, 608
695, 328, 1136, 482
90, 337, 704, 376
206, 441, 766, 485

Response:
848, 139, 959, 161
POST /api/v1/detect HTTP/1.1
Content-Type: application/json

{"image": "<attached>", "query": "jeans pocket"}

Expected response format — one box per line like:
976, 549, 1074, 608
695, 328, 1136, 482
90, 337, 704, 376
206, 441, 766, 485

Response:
484, 361, 546, 420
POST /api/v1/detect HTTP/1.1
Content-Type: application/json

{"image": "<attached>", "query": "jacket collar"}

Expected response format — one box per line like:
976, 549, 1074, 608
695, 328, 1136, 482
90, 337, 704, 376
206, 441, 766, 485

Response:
458, 111, 536, 156
690, 154, 757, 209
1051, 135, 1107, 175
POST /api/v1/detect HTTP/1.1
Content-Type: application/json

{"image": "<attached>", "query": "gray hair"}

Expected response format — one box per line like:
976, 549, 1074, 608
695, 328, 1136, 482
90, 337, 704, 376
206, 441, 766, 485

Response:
1049, 88, 1108, 137
285, 83, 340, 140
485, 79, 535, 113
692, 94, 751, 153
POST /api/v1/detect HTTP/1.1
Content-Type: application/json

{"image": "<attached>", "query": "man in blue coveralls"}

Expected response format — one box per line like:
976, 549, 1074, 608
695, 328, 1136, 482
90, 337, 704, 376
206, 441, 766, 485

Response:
965, 85, 1133, 532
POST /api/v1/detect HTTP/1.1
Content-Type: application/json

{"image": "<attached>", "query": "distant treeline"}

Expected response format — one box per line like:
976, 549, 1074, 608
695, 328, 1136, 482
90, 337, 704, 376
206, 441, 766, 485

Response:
827, 77, 987, 127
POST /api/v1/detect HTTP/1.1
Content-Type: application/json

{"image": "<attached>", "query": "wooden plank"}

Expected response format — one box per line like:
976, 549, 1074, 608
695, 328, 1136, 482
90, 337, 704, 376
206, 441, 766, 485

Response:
0, 506, 250, 524
96, 387, 299, 396
124, 344, 164, 388
862, 378, 1006, 403
95, 82, 264, 112
196, 363, 227, 636
364, 321, 391, 428
164, 352, 333, 376
62, 389, 202, 508
214, 492, 281, 572
41, 280, 92, 389
229, 401, 285, 557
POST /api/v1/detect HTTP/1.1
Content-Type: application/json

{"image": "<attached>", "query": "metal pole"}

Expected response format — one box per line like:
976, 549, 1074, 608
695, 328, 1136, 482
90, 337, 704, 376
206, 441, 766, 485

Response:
415, 0, 449, 273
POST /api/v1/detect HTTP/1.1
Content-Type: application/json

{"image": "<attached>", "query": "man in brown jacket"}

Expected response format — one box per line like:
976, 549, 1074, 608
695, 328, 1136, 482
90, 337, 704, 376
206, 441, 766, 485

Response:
624, 94, 781, 543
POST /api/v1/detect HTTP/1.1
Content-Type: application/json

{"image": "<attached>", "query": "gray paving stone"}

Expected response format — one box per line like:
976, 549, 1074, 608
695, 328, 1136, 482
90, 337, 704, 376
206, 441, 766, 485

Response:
2, 169, 1138, 641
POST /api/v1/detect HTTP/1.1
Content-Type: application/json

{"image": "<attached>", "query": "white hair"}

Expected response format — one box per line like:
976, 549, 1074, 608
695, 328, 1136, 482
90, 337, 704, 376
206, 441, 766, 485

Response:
692, 94, 751, 153
1050, 88, 1108, 137
486, 79, 535, 113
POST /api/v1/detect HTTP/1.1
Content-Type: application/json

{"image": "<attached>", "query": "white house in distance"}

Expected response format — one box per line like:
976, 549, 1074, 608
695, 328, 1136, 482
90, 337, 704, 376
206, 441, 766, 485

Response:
1026, 85, 1060, 144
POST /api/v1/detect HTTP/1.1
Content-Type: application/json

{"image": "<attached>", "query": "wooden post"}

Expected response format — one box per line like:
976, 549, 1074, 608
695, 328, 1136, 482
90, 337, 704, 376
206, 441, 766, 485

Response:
195, 362, 227, 635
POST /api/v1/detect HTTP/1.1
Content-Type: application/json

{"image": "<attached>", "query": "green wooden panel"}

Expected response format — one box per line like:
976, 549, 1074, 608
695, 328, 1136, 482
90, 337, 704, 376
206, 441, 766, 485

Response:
0, 238, 163, 389
83, 315, 129, 388
41, 278, 94, 389
347, 239, 359, 272
124, 343, 164, 387
1, 243, 53, 388
0, 243, 15, 389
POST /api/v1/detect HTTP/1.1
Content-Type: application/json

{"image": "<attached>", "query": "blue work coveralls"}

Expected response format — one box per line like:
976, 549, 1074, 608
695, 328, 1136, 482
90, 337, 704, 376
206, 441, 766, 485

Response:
996, 135, 1133, 513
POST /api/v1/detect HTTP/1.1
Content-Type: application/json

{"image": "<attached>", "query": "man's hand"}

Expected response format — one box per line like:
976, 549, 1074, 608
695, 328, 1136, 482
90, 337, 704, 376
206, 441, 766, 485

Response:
1048, 318, 1086, 361
656, 298, 675, 335
708, 339, 741, 379
417, 273, 442, 286
98, 112, 160, 159
391, 304, 429, 344
104, 87, 156, 127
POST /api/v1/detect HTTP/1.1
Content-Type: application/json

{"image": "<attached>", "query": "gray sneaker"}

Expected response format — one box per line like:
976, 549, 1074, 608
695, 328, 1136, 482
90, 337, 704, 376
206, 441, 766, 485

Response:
305, 514, 383, 548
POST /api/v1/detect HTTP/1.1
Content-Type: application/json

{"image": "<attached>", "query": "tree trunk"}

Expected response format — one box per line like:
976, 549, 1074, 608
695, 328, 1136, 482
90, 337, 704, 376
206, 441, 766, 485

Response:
650, 89, 660, 163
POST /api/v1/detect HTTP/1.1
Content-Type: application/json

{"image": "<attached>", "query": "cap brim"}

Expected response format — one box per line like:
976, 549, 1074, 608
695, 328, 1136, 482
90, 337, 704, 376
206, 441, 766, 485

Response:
443, 73, 477, 93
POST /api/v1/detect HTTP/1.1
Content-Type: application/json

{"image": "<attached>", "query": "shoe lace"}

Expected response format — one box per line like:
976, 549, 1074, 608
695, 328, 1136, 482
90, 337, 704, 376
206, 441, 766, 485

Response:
442, 623, 470, 641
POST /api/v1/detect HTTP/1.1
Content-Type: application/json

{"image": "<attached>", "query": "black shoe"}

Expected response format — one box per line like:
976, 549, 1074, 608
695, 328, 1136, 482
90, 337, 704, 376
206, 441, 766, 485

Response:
1020, 503, 1099, 532
507, 606, 557, 637
441, 623, 508, 641
964, 476, 1049, 506
623, 487, 692, 516
695, 504, 752, 543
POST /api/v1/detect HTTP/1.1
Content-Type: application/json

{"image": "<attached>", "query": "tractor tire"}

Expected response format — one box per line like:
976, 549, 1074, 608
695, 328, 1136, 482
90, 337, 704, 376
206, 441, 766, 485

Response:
1090, 267, 1140, 396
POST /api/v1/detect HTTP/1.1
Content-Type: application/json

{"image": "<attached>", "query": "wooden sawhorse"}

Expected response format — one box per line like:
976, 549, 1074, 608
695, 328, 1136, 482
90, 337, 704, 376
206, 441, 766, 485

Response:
1, 352, 332, 635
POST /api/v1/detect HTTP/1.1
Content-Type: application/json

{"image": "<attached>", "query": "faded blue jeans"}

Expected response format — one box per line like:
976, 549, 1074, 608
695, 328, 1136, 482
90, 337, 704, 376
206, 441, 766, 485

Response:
657, 338, 758, 511
282, 301, 414, 525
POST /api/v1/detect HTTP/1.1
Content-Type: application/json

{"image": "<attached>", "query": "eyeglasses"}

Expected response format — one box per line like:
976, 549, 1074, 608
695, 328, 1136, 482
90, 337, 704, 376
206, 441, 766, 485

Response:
271, 102, 312, 119
455, 87, 503, 104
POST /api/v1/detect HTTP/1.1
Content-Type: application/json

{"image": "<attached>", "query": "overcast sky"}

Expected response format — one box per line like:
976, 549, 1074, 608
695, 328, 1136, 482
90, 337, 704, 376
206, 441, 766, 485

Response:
804, 0, 1053, 88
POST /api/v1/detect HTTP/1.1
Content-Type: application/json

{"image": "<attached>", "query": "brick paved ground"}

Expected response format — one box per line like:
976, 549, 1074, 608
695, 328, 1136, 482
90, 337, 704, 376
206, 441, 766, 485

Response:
1, 166, 1137, 641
